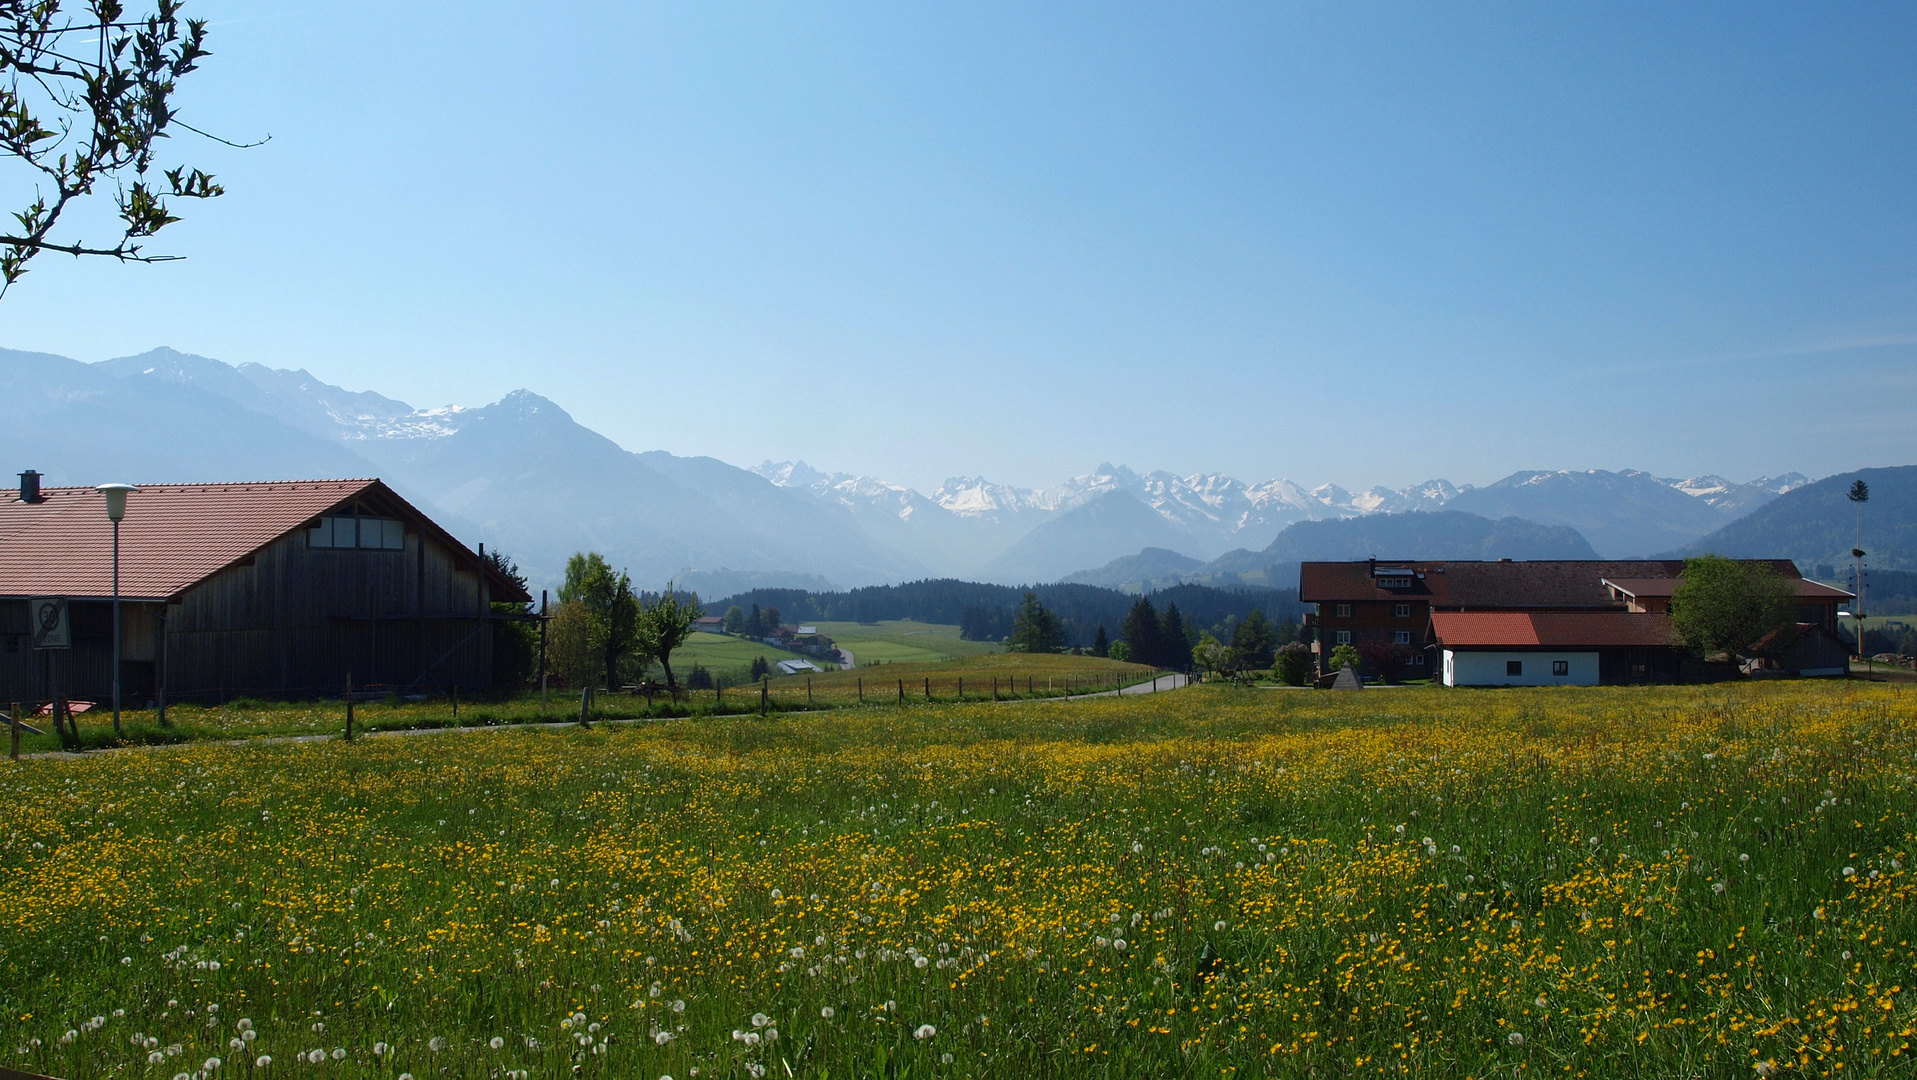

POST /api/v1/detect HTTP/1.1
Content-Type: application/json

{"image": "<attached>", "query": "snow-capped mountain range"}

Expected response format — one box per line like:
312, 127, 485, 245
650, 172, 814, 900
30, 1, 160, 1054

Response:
0, 344, 1814, 590
752, 458, 1808, 577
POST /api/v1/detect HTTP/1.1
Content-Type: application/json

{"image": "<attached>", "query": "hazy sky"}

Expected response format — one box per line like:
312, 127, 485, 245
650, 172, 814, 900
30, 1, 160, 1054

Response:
3, 2, 1915, 492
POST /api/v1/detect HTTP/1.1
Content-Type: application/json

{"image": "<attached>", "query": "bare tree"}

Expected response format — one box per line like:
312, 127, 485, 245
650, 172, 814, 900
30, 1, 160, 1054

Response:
0, 0, 242, 297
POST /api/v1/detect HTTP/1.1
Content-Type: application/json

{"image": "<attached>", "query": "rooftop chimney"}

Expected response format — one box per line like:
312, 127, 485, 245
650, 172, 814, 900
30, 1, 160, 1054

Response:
18, 469, 42, 504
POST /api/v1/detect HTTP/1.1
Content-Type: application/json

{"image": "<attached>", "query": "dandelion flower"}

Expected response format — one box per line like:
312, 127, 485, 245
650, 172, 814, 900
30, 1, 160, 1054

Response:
428, 1036, 447, 1052
1507, 1033, 1524, 1046
489, 1036, 505, 1050
373, 1042, 388, 1057
253, 1056, 271, 1068
1113, 938, 1128, 951
914, 1024, 937, 1039
820, 1007, 835, 1019
204, 1057, 222, 1070
1214, 920, 1227, 932
331, 1048, 346, 1061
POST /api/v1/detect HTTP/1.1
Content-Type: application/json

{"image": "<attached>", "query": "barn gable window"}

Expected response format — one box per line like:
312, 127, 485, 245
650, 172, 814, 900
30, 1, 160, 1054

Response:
308, 515, 406, 551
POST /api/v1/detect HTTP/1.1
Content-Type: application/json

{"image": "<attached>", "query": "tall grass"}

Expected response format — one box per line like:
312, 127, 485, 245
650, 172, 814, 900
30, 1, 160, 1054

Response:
3, 682, 1914, 1078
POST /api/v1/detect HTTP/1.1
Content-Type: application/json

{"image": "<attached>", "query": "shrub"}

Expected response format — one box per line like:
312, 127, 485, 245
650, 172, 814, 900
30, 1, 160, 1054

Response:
1356, 642, 1415, 684
1273, 642, 1311, 686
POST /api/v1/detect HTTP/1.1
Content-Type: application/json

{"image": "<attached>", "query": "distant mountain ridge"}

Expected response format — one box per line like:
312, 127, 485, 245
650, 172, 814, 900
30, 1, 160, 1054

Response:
757, 460, 1808, 568
1072, 510, 1600, 591
0, 343, 1826, 590
1677, 466, 1917, 572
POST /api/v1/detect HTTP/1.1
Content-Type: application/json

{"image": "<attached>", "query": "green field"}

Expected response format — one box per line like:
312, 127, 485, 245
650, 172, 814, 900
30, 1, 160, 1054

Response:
667, 631, 790, 679
809, 620, 1003, 666
6, 681, 1914, 1078
769, 651, 1152, 703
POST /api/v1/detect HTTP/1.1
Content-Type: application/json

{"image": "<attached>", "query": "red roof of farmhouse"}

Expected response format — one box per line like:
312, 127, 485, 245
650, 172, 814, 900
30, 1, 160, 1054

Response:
1429, 611, 1675, 648
1601, 576, 1851, 600
1300, 559, 1807, 608
0, 478, 529, 602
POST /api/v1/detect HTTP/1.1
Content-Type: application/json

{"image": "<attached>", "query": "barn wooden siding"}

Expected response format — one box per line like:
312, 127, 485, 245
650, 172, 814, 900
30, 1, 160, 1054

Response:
0, 523, 497, 704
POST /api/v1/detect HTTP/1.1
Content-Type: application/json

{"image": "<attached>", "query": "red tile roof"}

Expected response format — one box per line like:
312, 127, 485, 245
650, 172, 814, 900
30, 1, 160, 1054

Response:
1602, 576, 1851, 600
1300, 559, 1804, 609
0, 479, 529, 602
1430, 610, 1674, 648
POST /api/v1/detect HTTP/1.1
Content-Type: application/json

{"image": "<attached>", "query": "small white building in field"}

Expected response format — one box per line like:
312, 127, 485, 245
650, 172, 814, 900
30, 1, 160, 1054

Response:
1430, 611, 1679, 686
776, 658, 823, 675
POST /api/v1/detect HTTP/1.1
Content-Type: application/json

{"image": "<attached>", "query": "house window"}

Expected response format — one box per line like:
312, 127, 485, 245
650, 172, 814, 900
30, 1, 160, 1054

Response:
1552, 660, 1569, 676
309, 515, 405, 551
1334, 604, 1352, 618
1506, 660, 1523, 676
1376, 576, 1413, 589
1409, 652, 1425, 665
1394, 603, 1411, 618
1335, 630, 1352, 645
1630, 663, 1648, 680
1394, 631, 1412, 645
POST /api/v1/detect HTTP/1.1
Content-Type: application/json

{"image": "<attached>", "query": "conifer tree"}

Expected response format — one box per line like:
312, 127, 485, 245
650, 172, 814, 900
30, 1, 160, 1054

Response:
1159, 602, 1190, 669
1091, 623, 1110, 658
1009, 592, 1066, 653
1231, 608, 1276, 669
1121, 598, 1161, 668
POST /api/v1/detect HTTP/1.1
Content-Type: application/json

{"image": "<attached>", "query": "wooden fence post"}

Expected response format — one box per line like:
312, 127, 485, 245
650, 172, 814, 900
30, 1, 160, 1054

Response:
957, 676, 963, 699
807, 677, 812, 706
993, 677, 998, 702
924, 677, 930, 701
897, 678, 903, 704
344, 672, 355, 742
452, 684, 459, 720
579, 685, 592, 728
857, 677, 863, 703
760, 678, 768, 715
9, 701, 18, 760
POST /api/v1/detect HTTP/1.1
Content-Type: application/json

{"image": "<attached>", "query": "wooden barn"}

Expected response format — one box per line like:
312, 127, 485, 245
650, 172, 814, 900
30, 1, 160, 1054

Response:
0, 475, 530, 706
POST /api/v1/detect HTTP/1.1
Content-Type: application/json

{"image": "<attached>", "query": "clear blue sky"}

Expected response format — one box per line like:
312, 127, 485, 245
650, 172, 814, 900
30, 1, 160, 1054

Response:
4, 1, 1914, 492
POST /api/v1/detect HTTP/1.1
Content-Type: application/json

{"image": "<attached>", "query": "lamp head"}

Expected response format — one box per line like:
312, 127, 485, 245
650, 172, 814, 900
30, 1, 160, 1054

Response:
95, 482, 138, 522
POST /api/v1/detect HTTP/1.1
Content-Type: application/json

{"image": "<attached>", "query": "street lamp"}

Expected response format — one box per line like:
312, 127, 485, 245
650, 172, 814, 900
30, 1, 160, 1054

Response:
96, 483, 138, 735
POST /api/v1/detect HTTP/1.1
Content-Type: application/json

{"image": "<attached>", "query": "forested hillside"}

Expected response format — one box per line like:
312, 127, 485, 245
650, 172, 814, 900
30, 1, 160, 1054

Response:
708, 578, 1305, 649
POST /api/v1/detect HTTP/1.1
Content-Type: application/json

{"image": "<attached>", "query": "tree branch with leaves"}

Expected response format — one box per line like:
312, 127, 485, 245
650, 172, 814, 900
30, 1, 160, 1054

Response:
0, 0, 248, 297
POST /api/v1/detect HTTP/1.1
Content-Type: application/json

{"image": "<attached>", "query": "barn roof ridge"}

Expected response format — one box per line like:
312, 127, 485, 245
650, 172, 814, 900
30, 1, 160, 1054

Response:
0, 477, 529, 604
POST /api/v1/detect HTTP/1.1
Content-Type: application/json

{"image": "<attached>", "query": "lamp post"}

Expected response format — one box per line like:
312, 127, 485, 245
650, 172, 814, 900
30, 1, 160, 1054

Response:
96, 483, 138, 735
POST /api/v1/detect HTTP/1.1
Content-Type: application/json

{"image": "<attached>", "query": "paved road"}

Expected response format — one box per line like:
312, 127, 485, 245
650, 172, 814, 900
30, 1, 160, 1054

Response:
1058, 672, 1189, 699
838, 647, 855, 670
